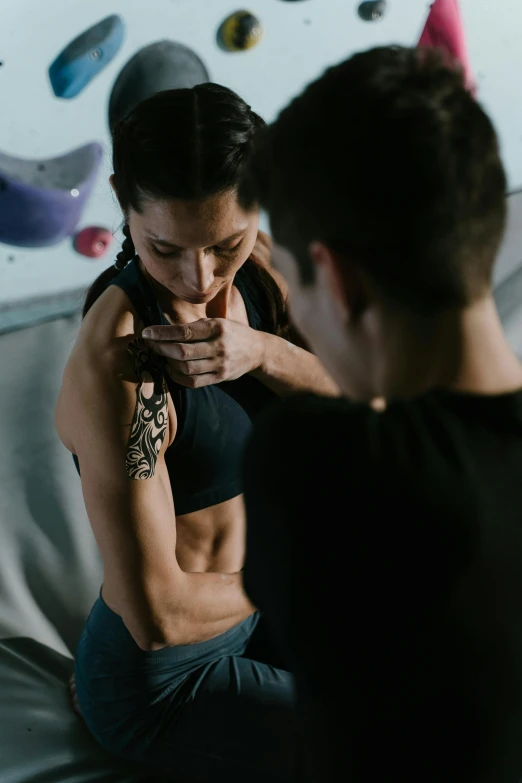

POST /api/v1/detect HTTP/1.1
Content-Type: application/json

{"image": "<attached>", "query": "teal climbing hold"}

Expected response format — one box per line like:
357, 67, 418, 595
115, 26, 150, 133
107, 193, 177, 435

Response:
49, 15, 125, 99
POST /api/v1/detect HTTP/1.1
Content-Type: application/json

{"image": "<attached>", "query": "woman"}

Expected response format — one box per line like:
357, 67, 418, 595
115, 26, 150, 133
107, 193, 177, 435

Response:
56, 83, 337, 782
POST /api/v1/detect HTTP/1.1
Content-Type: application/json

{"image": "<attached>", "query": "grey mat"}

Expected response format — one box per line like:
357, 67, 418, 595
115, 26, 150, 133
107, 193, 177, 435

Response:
0, 314, 159, 782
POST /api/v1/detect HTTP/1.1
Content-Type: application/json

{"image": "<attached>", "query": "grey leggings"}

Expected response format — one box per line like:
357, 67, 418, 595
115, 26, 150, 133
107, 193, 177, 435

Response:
75, 594, 297, 782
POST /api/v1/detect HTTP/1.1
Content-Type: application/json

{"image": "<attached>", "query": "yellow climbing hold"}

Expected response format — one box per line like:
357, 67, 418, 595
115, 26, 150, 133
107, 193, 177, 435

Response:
218, 11, 263, 52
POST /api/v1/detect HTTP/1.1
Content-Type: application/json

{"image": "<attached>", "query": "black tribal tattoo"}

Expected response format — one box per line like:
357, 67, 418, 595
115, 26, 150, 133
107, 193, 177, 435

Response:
126, 339, 168, 479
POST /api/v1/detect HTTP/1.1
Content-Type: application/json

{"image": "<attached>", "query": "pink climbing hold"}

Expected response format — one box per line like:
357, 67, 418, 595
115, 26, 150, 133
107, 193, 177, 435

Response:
74, 226, 113, 258
417, 0, 475, 95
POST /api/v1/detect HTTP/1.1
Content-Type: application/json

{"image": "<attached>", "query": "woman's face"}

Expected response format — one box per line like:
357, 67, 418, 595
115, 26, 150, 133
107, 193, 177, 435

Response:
127, 190, 259, 304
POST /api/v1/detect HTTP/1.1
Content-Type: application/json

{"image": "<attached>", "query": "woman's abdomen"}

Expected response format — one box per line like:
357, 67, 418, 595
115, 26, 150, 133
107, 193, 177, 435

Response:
174, 494, 246, 574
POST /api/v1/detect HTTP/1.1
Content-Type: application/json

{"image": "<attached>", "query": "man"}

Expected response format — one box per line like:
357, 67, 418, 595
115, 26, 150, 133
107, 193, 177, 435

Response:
240, 46, 522, 782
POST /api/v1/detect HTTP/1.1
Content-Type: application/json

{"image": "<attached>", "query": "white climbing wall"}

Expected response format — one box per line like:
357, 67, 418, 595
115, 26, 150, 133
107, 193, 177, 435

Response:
0, 0, 521, 310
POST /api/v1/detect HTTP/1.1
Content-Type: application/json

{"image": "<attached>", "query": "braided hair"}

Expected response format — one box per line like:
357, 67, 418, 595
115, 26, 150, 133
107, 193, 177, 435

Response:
82, 224, 134, 315
83, 83, 288, 336
114, 223, 135, 271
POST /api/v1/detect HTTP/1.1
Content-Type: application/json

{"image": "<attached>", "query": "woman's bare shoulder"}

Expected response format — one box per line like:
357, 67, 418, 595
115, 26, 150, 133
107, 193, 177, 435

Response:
56, 286, 176, 451
77, 285, 142, 364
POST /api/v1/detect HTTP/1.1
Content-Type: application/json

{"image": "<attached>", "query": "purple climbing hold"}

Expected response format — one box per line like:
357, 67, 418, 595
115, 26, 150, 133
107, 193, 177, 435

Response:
0, 142, 103, 248
49, 15, 125, 99
109, 40, 209, 130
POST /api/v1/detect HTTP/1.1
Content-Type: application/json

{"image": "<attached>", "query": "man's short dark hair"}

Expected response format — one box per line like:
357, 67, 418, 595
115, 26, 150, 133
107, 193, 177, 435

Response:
240, 46, 507, 311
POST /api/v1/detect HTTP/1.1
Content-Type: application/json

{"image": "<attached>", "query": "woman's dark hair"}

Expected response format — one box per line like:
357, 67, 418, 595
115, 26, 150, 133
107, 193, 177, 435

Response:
240, 46, 507, 312
84, 83, 289, 337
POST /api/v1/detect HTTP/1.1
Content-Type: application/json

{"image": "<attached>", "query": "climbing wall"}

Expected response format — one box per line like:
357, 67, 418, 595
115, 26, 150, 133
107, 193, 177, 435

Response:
0, 0, 521, 319
0, 0, 430, 315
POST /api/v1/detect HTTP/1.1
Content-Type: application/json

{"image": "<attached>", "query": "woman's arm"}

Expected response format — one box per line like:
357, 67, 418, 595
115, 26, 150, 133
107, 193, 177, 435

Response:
57, 338, 254, 651
143, 230, 339, 397
144, 318, 339, 397
250, 333, 339, 397
249, 230, 340, 397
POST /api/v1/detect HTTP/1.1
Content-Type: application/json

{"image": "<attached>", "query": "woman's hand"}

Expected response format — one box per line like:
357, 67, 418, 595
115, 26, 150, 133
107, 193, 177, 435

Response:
142, 319, 267, 388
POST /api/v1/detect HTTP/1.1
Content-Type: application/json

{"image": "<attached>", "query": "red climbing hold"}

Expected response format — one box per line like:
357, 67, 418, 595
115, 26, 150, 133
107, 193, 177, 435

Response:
74, 226, 113, 258
417, 0, 475, 94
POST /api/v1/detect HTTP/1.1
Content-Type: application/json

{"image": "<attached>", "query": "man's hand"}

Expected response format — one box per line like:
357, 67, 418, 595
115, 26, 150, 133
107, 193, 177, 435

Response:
142, 319, 267, 388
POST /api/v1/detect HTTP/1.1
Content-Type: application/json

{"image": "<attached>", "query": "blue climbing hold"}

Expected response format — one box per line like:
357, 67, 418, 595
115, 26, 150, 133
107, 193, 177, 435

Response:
0, 142, 103, 248
49, 15, 125, 99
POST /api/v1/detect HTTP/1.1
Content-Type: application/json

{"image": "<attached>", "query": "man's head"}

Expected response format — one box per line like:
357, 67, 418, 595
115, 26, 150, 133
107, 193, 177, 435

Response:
240, 46, 507, 399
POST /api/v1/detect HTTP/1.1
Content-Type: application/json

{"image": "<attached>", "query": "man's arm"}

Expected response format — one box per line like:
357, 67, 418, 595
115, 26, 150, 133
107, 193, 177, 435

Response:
60, 341, 254, 651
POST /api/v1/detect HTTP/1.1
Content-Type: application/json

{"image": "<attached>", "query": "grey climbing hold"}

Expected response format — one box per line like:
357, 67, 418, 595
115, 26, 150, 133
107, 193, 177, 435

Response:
109, 40, 210, 131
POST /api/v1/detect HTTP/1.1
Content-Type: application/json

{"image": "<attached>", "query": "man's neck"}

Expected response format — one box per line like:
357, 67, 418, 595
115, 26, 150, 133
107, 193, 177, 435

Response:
381, 296, 522, 400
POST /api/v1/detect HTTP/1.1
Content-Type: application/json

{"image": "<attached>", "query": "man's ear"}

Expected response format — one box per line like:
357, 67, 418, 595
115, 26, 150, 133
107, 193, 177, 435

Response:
309, 241, 368, 319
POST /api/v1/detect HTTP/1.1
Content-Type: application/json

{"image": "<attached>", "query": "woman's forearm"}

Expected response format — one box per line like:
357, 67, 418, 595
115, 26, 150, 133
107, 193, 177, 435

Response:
251, 332, 340, 397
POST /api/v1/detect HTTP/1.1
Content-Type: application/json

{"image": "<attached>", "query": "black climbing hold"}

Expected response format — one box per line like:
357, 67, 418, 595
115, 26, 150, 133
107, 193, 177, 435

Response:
358, 1, 387, 21
109, 41, 209, 131
217, 11, 263, 53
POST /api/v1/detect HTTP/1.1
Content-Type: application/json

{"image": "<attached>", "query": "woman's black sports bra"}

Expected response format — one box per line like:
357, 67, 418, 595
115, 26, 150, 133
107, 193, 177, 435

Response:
74, 257, 278, 516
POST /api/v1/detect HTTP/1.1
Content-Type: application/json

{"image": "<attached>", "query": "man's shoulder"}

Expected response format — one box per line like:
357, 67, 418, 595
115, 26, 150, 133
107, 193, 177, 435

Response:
245, 392, 474, 578
253, 392, 375, 435
246, 393, 383, 504
250, 392, 397, 458
247, 390, 464, 491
